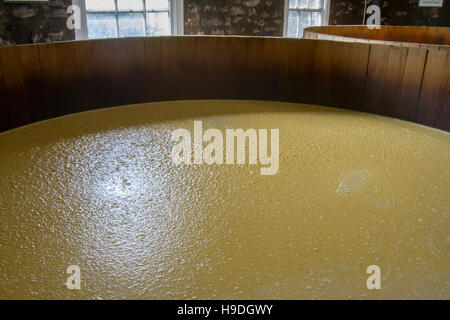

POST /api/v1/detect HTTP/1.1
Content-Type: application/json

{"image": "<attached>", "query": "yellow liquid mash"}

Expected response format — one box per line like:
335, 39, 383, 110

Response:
0, 100, 448, 299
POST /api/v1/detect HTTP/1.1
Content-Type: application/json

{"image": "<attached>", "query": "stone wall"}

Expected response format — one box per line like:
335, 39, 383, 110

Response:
329, 0, 450, 27
0, 0, 448, 46
0, 0, 74, 46
184, 0, 285, 36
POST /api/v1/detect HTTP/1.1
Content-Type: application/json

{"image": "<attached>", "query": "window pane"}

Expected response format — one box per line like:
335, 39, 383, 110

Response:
287, 11, 299, 38
118, 0, 144, 11
308, 0, 322, 9
118, 12, 146, 37
289, 0, 298, 9
298, 11, 311, 37
146, 0, 169, 11
298, 0, 308, 9
87, 13, 118, 39
85, 0, 116, 12
311, 12, 322, 26
146, 12, 170, 36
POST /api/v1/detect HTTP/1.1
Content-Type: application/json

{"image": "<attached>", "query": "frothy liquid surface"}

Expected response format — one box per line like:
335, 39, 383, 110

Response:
0, 100, 448, 299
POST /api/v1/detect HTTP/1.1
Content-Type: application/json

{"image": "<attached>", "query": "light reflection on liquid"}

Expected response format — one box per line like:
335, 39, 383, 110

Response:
0, 100, 449, 299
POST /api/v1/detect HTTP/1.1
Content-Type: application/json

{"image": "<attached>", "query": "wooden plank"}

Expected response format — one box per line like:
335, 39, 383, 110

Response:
260, 37, 281, 100
38, 41, 98, 120
70, 41, 103, 111
158, 36, 182, 101
271, 37, 304, 102
417, 48, 450, 130
173, 37, 200, 100
194, 36, 235, 100
0, 45, 42, 130
244, 37, 268, 99
143, 37, 163, 101
439, 78, 450, 130
311, 40, 337, 107
312, 40, 370, 111
290, 39, 316, 104
305, 26, 450, 47
396, 47, 428, 122
378, 45, 408, 118
327, 41, 370, 110
346, 43, 371, 110
229, 37, 251, 100
92, 37, 145, 108
362, 44, 390, 114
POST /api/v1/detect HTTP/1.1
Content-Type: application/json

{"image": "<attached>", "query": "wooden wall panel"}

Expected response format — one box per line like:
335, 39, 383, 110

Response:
311, 40, 336, 107
269, 38, 302, 102
175, 37, 201, 100
0, 36, 449, 132
291, 40, 317, 104
362, 44, 390, 115
70, 41, 104, 111
0, 45, 42, 131
440, 80, 450, 130
396, 47, 428, 122
344, 43, 371, 111
378, 45, 408, 118
38, 41, 97, 120
305, 26, 450, 48
157, 37, 181, 101
244, 37, 268, 100
92, 38, 145, 108
416, 48, 450, 129
229, 37, 252, 100
195, 37, 235, 100
324, 41, 370, 110
143, 37, 163, 102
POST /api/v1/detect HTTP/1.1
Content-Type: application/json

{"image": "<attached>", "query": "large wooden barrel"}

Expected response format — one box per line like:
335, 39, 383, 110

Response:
1, 36, 449, 300
0, 35, 449, 132
304, 25, 450, 49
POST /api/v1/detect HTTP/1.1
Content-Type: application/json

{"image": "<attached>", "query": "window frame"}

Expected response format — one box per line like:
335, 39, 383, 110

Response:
72, 0, 184, 40
283, 0, 330, 38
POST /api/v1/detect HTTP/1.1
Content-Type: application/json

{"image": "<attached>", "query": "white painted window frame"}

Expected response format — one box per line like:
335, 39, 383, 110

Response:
283, 0, 330, 37
72, 0, 184, 40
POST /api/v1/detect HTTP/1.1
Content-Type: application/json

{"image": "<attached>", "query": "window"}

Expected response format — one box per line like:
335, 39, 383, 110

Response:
73, 0, 183, 40
284, 0, 330, 38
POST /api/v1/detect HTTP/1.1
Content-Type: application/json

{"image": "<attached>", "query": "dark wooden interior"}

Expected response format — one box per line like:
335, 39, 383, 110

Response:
0, 35, 449, 132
